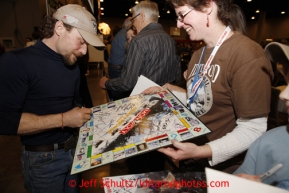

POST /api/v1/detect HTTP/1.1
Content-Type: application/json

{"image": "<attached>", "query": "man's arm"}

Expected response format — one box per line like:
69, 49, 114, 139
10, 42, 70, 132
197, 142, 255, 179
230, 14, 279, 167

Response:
103, 41, 144, 92
18, 107, 92, 135
0, 53, 91, 135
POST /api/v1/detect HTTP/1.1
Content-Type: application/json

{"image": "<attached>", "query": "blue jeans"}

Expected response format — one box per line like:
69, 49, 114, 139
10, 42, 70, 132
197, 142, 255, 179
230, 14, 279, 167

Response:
21, 146, 80, 193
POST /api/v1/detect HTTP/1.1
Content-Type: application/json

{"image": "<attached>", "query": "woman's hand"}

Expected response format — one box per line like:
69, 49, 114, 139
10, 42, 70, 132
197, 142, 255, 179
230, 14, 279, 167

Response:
157, 140, 212, 162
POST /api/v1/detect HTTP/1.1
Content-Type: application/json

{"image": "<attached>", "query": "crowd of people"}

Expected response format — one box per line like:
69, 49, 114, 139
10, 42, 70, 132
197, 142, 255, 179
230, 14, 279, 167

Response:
0, 0, 288, 192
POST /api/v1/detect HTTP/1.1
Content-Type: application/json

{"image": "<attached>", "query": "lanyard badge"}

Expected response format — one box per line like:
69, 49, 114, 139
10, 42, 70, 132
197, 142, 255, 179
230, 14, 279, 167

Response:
187, 26, 231, 110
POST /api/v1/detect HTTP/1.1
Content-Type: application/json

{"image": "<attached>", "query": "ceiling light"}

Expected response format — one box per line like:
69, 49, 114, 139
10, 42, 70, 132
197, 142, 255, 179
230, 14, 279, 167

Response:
100, 0, 103, 2
167, 10, 170, 14
135, 0, 139, 4
256, 10, 259, 13
247, 0, 252, 2
251, 16, 255, 19
281, 11, 285, 14
125, 13, 128, 16
101, 13, 104, 15
100, 7, 104, 10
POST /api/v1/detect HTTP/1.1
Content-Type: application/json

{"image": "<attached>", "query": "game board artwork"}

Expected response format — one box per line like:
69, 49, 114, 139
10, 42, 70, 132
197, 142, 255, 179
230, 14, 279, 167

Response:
71, 90, 211, 174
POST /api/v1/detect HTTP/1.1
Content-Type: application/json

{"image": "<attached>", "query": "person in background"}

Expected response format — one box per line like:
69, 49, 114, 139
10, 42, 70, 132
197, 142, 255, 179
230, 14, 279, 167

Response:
0, 4, 104, 193
125, 26, 137, 52
25, 37, 33, 45
103, 34, 112, 63
105, 17, 133, 101
25, 27, 41, 47
142, 0, 273, 173
100, 1, 181, 97
100, 1, 181, 174
234, 42, 289, 190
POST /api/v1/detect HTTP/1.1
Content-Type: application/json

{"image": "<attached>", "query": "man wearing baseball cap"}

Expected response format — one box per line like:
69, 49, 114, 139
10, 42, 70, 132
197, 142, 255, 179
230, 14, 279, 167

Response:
0, 4, 103, 193
234, 42, 289, 190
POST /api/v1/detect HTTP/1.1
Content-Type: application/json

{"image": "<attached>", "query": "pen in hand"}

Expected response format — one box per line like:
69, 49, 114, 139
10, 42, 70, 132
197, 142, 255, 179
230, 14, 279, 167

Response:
258, 163, 283, 182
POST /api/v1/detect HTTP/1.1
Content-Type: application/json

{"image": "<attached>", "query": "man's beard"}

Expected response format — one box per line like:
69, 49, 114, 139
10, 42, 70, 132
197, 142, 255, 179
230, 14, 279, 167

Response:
63, 52, 83, 66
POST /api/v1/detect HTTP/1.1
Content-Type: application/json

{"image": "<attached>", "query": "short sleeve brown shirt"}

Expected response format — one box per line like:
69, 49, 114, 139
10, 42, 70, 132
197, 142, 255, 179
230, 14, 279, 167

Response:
186, 32, 273, 142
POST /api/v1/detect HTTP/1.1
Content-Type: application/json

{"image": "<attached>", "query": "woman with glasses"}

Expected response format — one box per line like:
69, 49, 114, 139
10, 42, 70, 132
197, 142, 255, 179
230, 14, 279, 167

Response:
143, 0, 273, 173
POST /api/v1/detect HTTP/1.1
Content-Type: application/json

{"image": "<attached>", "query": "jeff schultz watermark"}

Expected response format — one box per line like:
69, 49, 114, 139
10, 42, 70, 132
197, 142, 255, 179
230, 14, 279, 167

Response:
68, 178, 230, 189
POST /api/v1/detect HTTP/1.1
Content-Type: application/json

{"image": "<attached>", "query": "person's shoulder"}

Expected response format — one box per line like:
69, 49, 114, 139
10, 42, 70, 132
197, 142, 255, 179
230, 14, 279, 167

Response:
263, 126, 288, 138
113, 28, 126, 39
111, 29, 126, 44
12, 46, 38, 56
0, 46, 41, 66
253, 126, 288, 147
225, 32, 267, 60
1, 47, 26, 57
229, 32, 260, 48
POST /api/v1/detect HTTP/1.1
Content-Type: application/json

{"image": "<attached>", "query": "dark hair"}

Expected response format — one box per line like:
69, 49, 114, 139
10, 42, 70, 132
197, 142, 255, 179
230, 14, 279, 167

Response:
167, 0, 246, 35
40, 15, 73, 39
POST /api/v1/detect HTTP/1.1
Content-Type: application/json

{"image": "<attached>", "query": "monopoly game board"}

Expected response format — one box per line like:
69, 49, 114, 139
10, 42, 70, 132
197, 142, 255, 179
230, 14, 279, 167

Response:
71, 90, 211, 174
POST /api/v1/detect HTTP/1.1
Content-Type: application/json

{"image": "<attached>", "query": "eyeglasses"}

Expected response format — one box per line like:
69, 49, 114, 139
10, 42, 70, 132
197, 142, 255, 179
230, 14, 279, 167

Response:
176, 9, 193, 22
130, 13, 140, 23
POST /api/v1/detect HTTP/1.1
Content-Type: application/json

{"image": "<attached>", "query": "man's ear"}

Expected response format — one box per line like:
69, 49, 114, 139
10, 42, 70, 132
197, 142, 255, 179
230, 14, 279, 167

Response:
139, 12, 145, 22
54, 20, 64, 36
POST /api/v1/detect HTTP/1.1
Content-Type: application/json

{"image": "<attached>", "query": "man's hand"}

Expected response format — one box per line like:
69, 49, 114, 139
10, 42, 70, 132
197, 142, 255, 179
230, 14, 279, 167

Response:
157, 140, 212, 162
18, 107, 93, 135
141, 83, 175, 95
235, 173, 261, 182
141, 86, 162, 95
100, 77, 108, 89
63, 107, 92, 128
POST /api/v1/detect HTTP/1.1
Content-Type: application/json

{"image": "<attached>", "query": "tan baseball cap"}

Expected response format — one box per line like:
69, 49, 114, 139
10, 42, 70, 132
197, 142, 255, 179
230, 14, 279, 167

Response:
53, 4, 105, 49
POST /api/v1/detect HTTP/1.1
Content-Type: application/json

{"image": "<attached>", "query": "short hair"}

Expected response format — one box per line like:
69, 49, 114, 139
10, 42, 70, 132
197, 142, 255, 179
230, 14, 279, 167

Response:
132, 1, 159, 22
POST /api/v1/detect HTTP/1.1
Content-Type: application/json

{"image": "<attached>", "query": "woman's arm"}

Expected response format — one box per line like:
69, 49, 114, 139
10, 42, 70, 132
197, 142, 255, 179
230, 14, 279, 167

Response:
207, 117, 267, 165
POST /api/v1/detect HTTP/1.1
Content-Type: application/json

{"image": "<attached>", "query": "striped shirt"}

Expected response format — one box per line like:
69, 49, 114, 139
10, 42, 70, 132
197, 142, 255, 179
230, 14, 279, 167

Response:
105, 22, 181, 92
